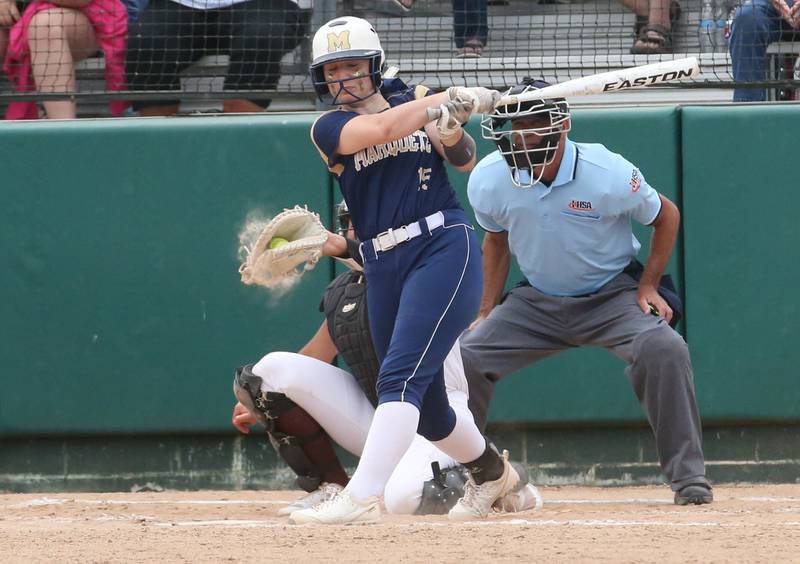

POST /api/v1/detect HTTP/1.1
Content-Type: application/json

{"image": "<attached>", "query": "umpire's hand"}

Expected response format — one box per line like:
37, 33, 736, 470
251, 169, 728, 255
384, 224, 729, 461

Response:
468, 314, 488, 331
636, 284, 672, 324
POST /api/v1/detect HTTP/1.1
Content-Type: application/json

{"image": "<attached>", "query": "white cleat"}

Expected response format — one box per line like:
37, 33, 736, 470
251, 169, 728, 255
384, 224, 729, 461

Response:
448, 449, 520, 521
277, 483, 344, 516
288, 490, 381, 525
493, 483, 544, 513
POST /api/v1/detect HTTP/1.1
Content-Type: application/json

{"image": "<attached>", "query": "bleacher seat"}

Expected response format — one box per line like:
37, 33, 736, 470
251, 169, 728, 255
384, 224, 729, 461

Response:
0, 0, 739, 117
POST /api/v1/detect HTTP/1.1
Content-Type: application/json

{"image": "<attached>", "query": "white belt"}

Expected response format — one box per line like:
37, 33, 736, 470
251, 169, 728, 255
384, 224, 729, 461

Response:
371, 211, 445, 253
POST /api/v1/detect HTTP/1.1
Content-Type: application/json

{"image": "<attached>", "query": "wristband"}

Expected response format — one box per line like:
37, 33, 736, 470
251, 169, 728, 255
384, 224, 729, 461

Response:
443, 132, 476, 166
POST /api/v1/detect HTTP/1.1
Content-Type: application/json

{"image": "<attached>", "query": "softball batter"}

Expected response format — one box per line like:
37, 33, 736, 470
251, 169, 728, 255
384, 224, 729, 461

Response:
290, 16, 518, 524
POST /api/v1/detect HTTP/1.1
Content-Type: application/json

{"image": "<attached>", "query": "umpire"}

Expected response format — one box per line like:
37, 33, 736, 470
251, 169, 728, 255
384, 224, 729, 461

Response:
460, 79, 712, 505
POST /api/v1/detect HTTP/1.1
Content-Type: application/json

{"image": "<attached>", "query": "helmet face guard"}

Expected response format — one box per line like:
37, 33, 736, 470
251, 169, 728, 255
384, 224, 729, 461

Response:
310, 52, 384, 106
480, 82, 570, 188
335, 199, 351, 236
310, 17, 386, 106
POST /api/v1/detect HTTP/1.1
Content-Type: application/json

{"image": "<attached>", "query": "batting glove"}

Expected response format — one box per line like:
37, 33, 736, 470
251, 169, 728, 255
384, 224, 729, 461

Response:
446, 86, 502, 115
435, 99, 474, 140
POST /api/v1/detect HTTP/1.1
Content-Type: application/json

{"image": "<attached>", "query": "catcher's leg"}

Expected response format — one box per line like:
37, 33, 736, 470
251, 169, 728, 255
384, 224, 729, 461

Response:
234, 364, 348, 490
251, 351, 375, 455
384, 435, 461, 515
415, 461, 468, 516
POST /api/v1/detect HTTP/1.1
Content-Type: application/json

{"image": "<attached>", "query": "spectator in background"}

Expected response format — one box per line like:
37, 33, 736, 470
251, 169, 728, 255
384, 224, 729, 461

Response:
389, 0, 488, 58
453, 0, 488, 57
729, 0, 800, 101
120, 0, 149, 22
1, 0, 128, 119
0, 1, 12, 59
390, 0, 414, 10
125, 0, 308, 116
621, 0, 681, 54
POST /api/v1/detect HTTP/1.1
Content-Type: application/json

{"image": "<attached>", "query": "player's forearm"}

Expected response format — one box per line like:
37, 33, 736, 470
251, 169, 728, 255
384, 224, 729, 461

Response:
479, 234, 511, 316
322, 232, 348, 257
642, 196, 679, 288
341, 92, 449, 153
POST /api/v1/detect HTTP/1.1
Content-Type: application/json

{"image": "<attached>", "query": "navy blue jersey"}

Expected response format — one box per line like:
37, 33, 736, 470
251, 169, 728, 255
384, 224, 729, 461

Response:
311, 80, 462, 240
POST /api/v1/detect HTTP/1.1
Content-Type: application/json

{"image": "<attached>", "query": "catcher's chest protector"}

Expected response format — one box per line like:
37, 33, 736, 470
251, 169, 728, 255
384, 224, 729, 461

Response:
323, 271, 380, 406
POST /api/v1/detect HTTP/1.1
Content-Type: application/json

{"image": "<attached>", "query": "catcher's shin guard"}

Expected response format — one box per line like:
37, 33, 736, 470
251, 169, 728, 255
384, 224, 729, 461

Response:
415, 461, 468, 515
233, 365, 348, 492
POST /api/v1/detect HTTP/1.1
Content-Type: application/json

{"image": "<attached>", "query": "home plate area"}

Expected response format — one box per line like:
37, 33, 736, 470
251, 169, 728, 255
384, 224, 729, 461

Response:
1, 484, 799, 563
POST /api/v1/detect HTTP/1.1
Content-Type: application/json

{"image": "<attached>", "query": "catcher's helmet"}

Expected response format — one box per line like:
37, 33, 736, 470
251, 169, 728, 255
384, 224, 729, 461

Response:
310, 16, 386, 105
480, 78, 571, 187
335, 199, 351, 236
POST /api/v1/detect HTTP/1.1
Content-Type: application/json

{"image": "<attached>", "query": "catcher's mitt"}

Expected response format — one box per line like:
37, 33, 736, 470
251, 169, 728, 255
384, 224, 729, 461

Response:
239, 205, 328, 288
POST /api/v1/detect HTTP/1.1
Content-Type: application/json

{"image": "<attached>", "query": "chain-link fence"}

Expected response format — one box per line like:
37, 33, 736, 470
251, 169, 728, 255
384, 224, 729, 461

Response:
0, 0, 799, 118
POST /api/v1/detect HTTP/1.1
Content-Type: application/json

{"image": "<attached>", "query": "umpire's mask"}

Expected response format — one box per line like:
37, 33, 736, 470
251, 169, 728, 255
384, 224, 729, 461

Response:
480, 79, 570, 188
335, 199, 351, 236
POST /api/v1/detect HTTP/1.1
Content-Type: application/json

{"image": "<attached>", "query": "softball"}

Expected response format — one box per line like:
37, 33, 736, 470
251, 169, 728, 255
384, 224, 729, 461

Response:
268, 237, 289, 249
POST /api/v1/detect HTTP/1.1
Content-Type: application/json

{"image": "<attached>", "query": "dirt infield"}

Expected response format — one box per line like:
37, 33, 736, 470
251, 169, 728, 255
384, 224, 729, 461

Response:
1, 484, 799, 563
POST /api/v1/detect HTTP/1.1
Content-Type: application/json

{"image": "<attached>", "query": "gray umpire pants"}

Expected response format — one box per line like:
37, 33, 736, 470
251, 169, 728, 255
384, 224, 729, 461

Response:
460, 271, 709, 490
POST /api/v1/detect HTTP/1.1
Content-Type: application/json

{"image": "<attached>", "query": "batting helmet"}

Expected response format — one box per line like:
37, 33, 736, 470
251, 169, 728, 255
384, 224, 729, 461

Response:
310, 16, 386, 105
480, 78, 571, 187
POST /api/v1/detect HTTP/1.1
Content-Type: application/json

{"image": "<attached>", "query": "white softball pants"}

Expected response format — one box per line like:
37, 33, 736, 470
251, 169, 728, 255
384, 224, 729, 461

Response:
251, 344, 471, 514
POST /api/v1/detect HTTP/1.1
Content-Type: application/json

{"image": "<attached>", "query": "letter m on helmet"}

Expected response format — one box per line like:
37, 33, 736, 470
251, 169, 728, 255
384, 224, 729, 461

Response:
327, 31, 351, 53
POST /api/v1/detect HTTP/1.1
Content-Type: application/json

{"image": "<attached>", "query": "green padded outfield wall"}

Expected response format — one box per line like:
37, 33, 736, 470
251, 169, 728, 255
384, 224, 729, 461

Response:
3, 107, 796, 438
0, 110, 682, 436
0, 116, 331, 436
452, 107, 683, 425
682, 106, 800, 422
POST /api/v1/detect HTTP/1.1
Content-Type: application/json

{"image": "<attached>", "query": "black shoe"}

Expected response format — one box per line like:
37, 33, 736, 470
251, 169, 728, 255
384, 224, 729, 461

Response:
674, 484, 713, 505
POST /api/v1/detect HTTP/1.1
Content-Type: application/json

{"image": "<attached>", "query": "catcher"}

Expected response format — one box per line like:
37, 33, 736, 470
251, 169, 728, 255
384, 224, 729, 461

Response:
233, 201, 542, 516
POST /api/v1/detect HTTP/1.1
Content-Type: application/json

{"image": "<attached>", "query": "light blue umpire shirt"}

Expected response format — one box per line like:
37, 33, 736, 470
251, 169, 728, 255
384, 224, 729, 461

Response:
468, 139, 663, 297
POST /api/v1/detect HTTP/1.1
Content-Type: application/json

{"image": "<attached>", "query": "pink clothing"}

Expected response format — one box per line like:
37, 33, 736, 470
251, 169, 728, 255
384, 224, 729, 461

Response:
3, 0, 129, 120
